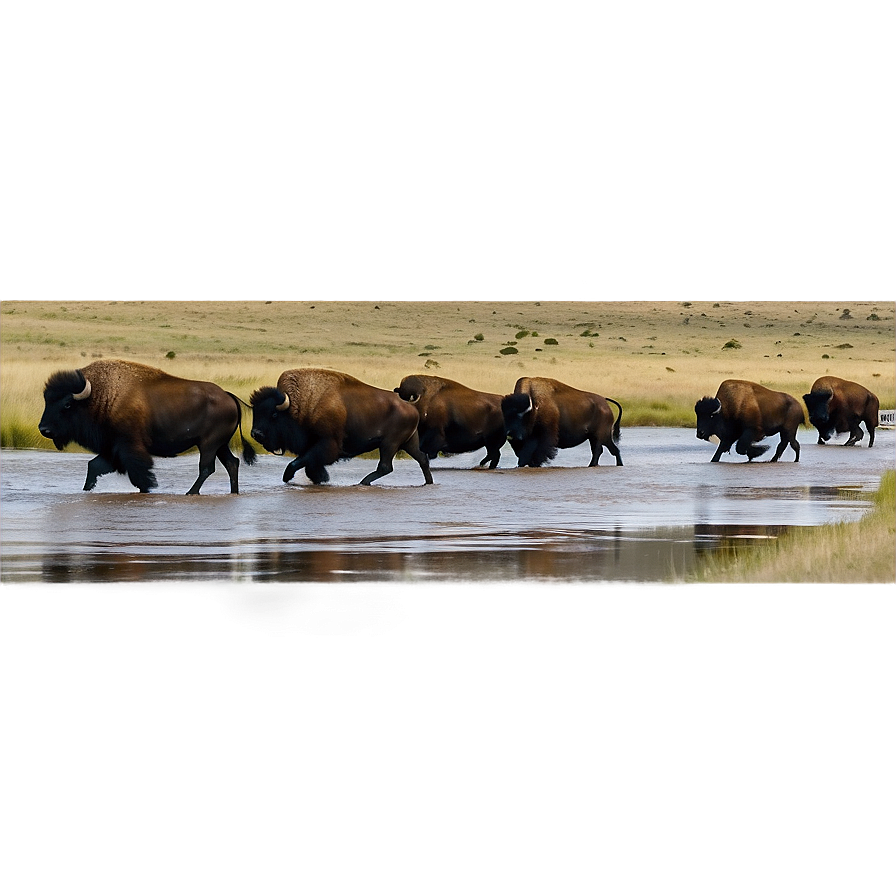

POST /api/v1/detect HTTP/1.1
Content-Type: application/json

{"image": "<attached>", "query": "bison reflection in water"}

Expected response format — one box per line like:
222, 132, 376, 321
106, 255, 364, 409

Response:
250, 368, 433, 486
38, 360, 256, 494
803, 375, 879, 447
394, 374, 506, 469
500, 376, 623, 468
695, 379, 804, 462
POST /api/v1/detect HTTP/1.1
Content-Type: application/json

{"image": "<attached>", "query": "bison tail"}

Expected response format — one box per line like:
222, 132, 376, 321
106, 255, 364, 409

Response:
607, 398, 623, 442
241, 437, 258, 466
228, 392, 259, 466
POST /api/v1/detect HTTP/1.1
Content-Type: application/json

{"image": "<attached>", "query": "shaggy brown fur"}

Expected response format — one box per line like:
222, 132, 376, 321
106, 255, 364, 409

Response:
251, 368, 432, 486
803, 375, 879, 447
394, 374, 506, 468
695, 379, 804, 462
500, 376, 623, 468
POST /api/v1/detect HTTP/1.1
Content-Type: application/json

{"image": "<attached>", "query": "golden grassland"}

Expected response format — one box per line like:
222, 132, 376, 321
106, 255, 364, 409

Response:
1, 299, 894, 448
690, 471, 895, 583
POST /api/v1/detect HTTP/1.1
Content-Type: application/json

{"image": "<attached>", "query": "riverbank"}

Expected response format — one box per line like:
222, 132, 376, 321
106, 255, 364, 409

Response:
690, 470, 895, 583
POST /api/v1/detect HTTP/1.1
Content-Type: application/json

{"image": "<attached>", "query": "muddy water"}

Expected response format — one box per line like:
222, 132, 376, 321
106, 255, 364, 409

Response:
1, 428, 893, 583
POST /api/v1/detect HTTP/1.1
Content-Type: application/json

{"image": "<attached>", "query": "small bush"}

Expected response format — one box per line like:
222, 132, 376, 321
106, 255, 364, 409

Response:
515, 330, 530, 339
499, 346, 519, 355
544, 338, 558, 345
836, 343, 853, 349
473, 333, 484, 341
722, 339, 742, 350
165, 351, 176, 359
822, 353, 830, 359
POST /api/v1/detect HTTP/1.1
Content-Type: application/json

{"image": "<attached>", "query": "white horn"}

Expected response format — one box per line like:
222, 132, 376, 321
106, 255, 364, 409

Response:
275, 393, 290, 411
72, 378, 92, 401
522, 394, 533, 415
711, 398, 722, 415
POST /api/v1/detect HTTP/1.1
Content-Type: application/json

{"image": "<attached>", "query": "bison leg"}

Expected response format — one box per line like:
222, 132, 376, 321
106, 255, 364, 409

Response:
284, 441, 338, 484
418, 429, 443, 461
710, 438, 732, 462
400, 430, 433, 485
770, 431, 800, 462
845, 421, 864, 446
216, 445, 241, 494
480, 432, 504, 469
867, 423, 876, 448
735, 430, 768, 461
603, 436, 623, 467
512, 438, 536, 467
84, 455, 116, 491
360, 453, 394, 486
115, 445, 157, 493
588, 438, 603, 466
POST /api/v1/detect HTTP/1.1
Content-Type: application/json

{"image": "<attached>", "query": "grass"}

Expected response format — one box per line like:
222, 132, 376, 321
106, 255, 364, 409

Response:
1, 300, 894, 448
689, 471, 896, 583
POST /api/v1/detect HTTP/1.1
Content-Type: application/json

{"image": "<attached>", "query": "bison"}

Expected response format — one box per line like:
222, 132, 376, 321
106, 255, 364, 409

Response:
394, 374, 506, 468
500, 376, 623, 468
695, 379, 804, 462
38, 360, 257, 494
803, 376, 879, 447
250, 368, 433, 486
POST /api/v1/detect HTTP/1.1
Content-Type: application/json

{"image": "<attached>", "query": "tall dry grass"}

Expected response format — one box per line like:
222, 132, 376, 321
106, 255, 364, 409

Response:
2, 300, 894, 448
689, 471, 896, 583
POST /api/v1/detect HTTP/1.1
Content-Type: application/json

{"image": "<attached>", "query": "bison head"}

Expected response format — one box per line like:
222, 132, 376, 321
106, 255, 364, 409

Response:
694, 396, 723, 441
250, 386, 295, 455
501, 392, 534, 442
394, 376, 425, 403
802, 389, 834, 439
39, 369, 93, 450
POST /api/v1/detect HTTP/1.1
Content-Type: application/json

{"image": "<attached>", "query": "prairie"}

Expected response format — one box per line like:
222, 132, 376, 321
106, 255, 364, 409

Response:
1, 299, 893, 448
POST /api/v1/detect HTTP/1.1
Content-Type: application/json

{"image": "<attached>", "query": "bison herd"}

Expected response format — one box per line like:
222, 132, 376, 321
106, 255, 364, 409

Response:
37, 360, 881, 494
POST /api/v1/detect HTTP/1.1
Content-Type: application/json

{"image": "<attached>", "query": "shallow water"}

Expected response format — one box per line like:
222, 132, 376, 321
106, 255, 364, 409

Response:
1, 428, 893, 582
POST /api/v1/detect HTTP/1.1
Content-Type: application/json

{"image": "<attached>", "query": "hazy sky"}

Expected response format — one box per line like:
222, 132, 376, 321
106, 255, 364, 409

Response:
4, 4, 892, 304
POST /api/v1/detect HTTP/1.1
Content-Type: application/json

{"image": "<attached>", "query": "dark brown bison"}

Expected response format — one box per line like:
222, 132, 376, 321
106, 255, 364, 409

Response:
250, 368, 433, 486
38, 360, 257, 494
500, 376, 623, 468
695, 379, 804, 462
394, 374, 506, 468
803, 376, 879, 447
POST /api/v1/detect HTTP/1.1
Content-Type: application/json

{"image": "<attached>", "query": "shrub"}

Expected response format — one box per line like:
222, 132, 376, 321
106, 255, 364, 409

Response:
474, 333, 484, 341
722, 339, 741, 350
499, 346, 518, 355
544, 338, 558, 345
515, 330, 530, 339
165, 351, 176, 359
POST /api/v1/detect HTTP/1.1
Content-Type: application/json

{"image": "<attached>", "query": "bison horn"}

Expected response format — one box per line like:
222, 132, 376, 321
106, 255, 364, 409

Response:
72, 378, 92, 401
275, 392, 290, 412
711, 398, 722, 415
521, 395, 533, 415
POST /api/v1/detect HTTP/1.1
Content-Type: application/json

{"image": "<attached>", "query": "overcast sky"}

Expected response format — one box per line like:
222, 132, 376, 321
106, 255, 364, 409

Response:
3, 3, 893, 304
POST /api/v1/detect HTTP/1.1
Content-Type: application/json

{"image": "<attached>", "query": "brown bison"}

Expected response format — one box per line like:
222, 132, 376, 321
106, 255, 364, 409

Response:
250, 368, 433, 486
394, 374, 506, 468
695, 379, 804, 462
38, 360, 257, 494
500, 376, 623, 468
803, 376, 879, 447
